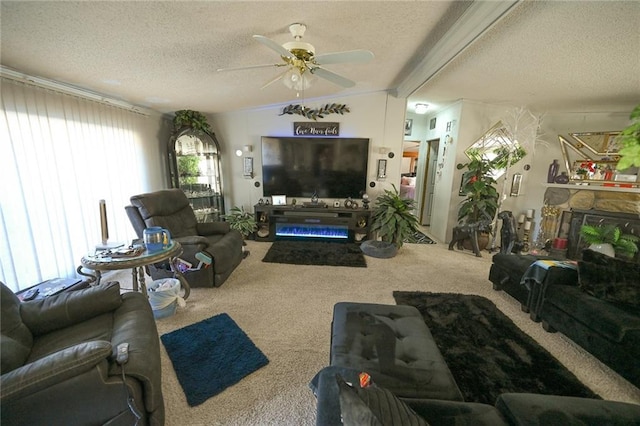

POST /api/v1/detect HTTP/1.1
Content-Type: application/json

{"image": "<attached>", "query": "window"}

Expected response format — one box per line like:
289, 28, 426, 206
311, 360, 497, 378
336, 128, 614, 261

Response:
1, 79, 149, 291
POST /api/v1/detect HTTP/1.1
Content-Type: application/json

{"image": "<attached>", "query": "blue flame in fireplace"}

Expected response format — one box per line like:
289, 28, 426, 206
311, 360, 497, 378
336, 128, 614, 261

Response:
276, 224, 348, 240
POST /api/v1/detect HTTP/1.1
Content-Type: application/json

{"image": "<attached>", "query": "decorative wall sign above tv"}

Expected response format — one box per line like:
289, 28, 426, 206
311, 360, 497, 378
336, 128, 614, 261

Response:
294, 122, 339, 136
279, 103, 350, 121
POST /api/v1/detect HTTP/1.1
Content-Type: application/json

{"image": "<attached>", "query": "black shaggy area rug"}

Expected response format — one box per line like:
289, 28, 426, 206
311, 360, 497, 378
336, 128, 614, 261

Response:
393, 291, 600, 403
262, 240, 367, 267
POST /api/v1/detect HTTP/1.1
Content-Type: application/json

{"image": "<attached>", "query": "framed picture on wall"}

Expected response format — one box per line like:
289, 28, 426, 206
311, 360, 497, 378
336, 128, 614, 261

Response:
243, 157, 253, 178
404, 119, 413, 136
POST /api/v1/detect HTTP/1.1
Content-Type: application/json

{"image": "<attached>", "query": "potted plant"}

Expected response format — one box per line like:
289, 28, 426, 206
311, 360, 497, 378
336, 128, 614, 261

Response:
616, 103, 640, 170
456, 154, 499, 224
370, 185, 420, 249
223, 206, 258, 239
455, 153, 499, 252
580, 223, 639, 259
173, 110, 212, 134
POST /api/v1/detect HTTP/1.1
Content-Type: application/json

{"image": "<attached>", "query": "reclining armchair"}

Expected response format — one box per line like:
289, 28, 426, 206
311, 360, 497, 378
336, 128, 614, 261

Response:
1, 281, 164, 426
126, 188, 244, 287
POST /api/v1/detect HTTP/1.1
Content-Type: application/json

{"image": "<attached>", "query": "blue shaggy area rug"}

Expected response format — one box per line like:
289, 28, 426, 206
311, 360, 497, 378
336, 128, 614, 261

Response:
161, 313, 269, 406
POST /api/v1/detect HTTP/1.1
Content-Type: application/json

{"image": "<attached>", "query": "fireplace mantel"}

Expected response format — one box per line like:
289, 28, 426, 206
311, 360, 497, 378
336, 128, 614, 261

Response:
543, 183, 640, 194
543, 184, 640, 216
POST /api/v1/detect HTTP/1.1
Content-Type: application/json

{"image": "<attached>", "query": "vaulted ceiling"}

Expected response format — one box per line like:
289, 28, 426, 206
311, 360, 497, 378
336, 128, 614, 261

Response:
1, 1, 638, 116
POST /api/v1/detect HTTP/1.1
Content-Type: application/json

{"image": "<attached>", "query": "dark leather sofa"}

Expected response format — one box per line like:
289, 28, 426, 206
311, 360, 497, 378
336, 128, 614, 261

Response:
126, 188, 244, 287
1, 281, 164, 426
312, 301, 640, 425
489, 253, 578, 316
537, 249, 640, 388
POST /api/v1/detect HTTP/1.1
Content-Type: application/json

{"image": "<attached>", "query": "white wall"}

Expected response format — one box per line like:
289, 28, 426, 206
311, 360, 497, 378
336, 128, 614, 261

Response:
205, 94, 632, 245
415, 100, 633, 244
210, 91, 407, 212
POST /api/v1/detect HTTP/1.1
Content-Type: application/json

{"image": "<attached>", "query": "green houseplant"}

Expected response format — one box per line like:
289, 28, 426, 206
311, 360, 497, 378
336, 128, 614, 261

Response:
223, 206, 258, 239
173, 110, 212, 134
456, 154, 499, 224
616, 103, 640, 170
580, 224, 639, 259
370, 185, 420, 249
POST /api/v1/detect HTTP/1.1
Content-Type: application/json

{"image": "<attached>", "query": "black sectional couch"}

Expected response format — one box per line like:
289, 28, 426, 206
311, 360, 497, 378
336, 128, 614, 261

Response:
311, 302, 640, 425
537, 249, 640, 388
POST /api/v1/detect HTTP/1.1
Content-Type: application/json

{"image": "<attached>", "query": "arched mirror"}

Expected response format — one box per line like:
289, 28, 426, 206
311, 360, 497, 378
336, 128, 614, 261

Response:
168, 128, 225, 222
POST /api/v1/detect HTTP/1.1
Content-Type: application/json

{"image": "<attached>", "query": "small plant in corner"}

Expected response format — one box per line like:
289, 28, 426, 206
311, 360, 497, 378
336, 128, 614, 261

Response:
223, 206, 258, 239
371, 185, 420, 249
173, 110, 212, 134
580, 224, 639, 259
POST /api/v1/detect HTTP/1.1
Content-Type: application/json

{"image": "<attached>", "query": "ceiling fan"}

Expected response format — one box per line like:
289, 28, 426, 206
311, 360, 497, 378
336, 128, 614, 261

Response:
217, 23, 374, 91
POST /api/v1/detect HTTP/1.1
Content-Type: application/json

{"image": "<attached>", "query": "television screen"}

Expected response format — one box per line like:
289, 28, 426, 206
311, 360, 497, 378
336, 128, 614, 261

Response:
261, 136, 370, 199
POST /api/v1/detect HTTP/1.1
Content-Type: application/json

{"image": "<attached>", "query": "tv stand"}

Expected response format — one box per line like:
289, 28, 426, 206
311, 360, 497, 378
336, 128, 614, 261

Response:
254, 204, 371, 243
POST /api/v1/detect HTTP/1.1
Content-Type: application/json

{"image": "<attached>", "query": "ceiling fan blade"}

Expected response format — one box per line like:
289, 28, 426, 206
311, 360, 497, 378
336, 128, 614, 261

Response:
217, 63, 282, 72
260, 70, 287, 89
314, 49, 375, 65
253, 35, 294, 59
310, 67, 356, 88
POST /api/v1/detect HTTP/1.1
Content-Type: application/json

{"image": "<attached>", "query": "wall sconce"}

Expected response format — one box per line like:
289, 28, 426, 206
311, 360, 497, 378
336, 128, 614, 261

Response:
414, 103, 429, 114
235, 145, 253, 157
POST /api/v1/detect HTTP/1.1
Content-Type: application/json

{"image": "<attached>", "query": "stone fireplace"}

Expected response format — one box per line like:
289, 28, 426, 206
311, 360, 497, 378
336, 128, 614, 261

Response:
544, 185, 640, 260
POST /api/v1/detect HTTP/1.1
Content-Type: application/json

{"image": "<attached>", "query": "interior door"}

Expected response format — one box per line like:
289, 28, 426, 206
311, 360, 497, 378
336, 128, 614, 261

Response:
419, 138, 440, 226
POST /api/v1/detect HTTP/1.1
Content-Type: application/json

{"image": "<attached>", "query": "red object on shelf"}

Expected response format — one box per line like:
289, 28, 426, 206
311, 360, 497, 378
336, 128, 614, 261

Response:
553, 238, 568, 249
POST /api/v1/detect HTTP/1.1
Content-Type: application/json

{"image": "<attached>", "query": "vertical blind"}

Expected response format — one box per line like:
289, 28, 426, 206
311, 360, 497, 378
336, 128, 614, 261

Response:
0, 79, 147, 291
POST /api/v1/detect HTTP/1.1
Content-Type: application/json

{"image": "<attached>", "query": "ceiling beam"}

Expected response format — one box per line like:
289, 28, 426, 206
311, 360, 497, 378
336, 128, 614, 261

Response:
394, 0, 522, 99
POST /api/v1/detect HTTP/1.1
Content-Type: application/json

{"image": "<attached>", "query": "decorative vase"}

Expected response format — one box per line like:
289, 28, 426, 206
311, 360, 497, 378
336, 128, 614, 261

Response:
547, 159, 559, 183
588, 243, 615, 258
554, 172, 569, 184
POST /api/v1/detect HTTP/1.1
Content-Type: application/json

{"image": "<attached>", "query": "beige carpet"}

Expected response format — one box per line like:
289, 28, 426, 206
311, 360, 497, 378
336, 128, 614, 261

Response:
109, 238, 640, 425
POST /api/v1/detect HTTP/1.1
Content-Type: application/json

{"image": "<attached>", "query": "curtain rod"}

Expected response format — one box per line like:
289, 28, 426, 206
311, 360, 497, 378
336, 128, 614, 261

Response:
0, 66, 153, 116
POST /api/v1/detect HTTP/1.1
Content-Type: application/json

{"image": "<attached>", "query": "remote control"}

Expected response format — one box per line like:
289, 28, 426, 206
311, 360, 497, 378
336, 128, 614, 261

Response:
116, 343, 130, 365
21, 288, 39, 301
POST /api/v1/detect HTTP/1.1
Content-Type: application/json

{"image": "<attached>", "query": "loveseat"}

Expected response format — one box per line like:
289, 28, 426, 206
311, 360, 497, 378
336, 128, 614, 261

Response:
311, 301, 640, 425
537, 249, 640, 388
1, 281, 164, 426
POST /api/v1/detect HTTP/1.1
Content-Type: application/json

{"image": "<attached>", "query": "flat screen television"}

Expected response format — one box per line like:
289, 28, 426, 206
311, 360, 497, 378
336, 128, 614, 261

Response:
261, 136, 370, 199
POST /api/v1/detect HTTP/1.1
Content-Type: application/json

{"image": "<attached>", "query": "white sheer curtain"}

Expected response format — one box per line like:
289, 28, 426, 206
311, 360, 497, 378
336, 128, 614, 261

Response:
0, 79, 148, 291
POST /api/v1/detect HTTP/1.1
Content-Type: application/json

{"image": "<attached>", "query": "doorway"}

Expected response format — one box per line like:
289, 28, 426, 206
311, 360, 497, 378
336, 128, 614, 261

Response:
418, 138, 440, 226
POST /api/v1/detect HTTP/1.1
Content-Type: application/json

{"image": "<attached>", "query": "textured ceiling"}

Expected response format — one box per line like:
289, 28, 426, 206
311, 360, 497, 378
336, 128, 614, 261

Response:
1, 1, 639, 116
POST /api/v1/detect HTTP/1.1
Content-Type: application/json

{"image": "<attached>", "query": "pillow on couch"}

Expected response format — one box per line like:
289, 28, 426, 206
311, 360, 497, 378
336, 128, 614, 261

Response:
336, 374, 429, 426
578, 249, 640, 309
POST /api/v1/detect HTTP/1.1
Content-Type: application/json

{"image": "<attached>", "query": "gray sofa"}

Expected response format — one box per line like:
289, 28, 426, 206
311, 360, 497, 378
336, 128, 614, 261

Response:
312, 302, 640, 425
126, 188, 244, 287
1, 281, 164, 426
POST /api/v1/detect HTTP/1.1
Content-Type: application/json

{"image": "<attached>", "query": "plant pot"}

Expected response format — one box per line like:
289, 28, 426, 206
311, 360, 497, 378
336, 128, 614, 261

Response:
588, 243, 615, 258
462, 232, 490, 251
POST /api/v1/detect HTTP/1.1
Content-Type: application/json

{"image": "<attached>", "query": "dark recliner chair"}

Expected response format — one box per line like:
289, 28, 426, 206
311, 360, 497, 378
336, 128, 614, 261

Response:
0, 281, 164, 426
126, 188, 244, 288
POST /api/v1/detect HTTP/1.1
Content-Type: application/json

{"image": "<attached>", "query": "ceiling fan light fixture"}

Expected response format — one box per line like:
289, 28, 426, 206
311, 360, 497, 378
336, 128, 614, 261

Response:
283, 68, 315, 91
415, 103, 429, 114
